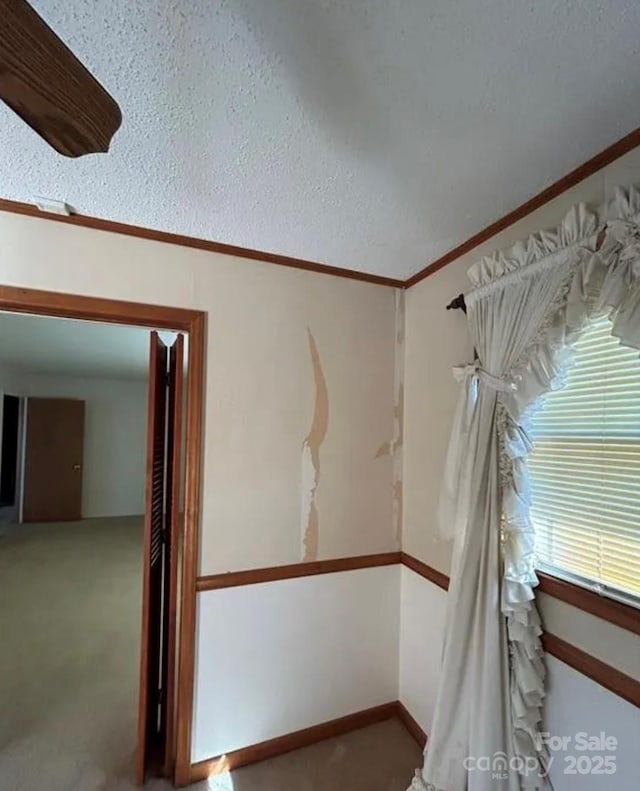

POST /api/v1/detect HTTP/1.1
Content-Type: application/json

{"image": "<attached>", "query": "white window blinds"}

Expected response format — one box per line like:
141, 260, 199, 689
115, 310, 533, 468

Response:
528, 315, 640, 608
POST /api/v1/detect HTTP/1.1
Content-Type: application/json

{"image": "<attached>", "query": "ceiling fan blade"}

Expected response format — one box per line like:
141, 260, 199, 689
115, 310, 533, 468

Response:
0, 0, 122, 157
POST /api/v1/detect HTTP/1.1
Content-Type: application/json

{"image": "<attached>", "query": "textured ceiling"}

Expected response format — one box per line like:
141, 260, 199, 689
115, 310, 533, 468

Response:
1, 1, 640, 279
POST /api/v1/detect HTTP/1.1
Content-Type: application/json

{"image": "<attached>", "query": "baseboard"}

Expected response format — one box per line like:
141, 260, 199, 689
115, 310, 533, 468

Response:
189, 702, 399, 783
396, 701, 428, 749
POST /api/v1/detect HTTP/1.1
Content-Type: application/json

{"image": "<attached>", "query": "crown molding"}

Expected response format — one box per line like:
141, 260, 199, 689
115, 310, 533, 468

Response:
0, 197, 404, 289
3, 125, 639, 291
405, 125, 640, 287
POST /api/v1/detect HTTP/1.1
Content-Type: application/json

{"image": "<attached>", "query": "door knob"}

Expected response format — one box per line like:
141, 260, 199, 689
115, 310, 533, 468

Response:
73, 464, 81, 471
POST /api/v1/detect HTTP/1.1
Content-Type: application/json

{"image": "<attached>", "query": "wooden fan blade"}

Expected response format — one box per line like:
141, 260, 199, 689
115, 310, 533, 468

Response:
0, 0, 122, 157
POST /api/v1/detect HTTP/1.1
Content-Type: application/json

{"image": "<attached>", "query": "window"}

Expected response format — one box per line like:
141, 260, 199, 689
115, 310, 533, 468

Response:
529, 315, 640, 608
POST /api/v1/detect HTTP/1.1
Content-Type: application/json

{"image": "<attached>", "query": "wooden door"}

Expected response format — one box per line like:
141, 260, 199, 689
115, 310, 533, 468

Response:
162, 334, 183, 778
137, 332, 183, 784
22, 397, 84, 522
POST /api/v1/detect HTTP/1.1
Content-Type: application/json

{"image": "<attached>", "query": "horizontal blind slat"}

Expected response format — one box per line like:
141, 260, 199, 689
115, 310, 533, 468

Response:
529, 315, 640, 605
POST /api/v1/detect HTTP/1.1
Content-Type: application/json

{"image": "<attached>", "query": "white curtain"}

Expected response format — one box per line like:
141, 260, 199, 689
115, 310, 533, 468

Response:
409, 186, 640, 791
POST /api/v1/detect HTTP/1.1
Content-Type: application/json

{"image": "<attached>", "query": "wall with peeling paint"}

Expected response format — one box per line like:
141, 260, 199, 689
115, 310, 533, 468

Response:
0, 212, 398, 574
300, 328, 328, 561
0, 209, 404, 763
3, 155, 639, 771
192, 258, 399, 572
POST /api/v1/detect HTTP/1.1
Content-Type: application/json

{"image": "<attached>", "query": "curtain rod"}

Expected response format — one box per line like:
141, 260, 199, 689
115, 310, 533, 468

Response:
446, 293, 466, 313
444, 228, 607, 315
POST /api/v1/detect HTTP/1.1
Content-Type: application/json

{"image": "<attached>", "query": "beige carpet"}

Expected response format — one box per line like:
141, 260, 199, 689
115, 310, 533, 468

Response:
0, 516, 151, 791
202, 719, 422, 791
0, 517, 421, 791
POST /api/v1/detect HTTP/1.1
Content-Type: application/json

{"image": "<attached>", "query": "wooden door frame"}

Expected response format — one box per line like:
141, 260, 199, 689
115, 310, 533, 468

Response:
0, 285, 204, 786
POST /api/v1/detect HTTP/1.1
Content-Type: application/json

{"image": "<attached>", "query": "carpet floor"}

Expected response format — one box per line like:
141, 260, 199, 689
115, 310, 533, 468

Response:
0, 517, 421, 791
0, 517, 147, 791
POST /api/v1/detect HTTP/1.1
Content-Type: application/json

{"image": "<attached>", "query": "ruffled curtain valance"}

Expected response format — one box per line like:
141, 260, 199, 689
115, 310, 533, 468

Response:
409, 186, 640, 791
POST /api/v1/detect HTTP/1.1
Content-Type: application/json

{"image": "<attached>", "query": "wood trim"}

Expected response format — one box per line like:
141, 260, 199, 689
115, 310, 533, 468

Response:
395, 702, 427, 749
188, 702, 398, 783
136, 331, 165, 783
173, 312, 206, 786
543, 633, 640, 709
0, 285, 205, 786
3, 126, 639, 291
163, 333, 185, 777
0, 285, 200, 330
400, 552, 450, 591
0, 198, 404, 289
400, 552, 639, 708
538, 573, 640, 637
196, 552, 401, 592
405, 125, 640, 287
400, 554, 640, 638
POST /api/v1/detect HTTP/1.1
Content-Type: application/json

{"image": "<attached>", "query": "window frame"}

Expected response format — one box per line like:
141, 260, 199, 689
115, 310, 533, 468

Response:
528, 315, 640, 631
536, 570, 640, 634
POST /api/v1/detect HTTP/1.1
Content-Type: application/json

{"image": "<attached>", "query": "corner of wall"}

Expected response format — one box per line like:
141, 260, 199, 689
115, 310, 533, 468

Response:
393, 288, 406, 551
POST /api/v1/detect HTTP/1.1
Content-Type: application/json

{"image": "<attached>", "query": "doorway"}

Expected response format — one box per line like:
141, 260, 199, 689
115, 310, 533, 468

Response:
0, 286, 205, 787
0, 394, 20, 509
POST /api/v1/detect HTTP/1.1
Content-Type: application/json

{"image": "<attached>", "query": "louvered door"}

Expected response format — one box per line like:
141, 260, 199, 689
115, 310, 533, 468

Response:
137, 332, 183, 784
162, 334, 183, 777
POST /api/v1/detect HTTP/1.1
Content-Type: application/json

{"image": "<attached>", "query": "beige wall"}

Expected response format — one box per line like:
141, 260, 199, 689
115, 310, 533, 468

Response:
402, 146, 640, 676
0, 212, 398, 575
2, 147, 638, 685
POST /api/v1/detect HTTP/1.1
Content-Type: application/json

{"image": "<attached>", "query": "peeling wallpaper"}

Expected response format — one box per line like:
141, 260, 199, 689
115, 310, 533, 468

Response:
300, 329, 329, 561
374, 290, 405, 548
192, 261, 397, 573
0, 209, 398, 575
392, 291, 405, 548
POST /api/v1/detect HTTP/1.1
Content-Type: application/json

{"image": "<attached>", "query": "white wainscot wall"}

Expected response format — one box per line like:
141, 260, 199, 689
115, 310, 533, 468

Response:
398, 568, 640, 790
544, 657, 640, 790
192, 564, 401, 762
398, 565, 447, 736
